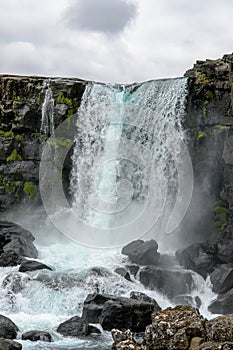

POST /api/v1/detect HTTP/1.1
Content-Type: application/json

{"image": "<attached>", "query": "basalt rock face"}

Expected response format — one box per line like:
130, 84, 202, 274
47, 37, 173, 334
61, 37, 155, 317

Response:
0, 75, 86, 211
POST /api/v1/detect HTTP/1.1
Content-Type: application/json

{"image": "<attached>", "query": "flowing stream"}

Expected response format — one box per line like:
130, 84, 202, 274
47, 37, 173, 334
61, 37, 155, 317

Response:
0, 78, 218, 349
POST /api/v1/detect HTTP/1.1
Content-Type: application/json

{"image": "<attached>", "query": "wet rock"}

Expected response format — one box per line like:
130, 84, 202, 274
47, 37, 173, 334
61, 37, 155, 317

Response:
125, 265, 139, 277
129, 291, 161, 311
57, 316, 100, 337
0, 315, 19, 339
0, 338, 22, 350
139, 266, 194, 298
206, 315, 233, 343
217, 227, 233, 264
114, 268, 131, 282
176, 242, 218, 278
173, 294, 201, 308
82, 293, 154, 332
142, 305, 207, 350
122, 240, 160, 266
210, 264, 233, 294
208, 288, 233, 314
22, 330, 53, 342
19, 260, 52, 273
0, 221, 38, 267
111, 329, 140, 350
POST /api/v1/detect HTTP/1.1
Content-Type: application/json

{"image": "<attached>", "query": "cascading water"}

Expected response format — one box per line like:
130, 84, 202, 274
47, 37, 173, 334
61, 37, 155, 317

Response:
40, 80, 55, 137
0, 78, 218, 349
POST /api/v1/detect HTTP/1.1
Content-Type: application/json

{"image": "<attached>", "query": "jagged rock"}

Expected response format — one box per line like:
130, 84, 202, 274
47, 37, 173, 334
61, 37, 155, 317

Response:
139, 266, 194, 298
176, 242, 218, 278
0, 338, 22, 350
122, 240, 160, 266
129, 291, 161, 311
142, 305, 206, 350
208, 288, 233, 314
196, 341, 233, 349
82, 293, 154, 332
57, 316, 100, 337
19, 260, 52, 273
111, 329, 140, 350
0, 221, 38, 267
22, 330, 53, 342
206, 315, 233, 342
114, 268, 131, 282
125, 265, 139, 277
210, 264, 233, 294
217, 227, 233, 264
173, 294, 202, 308
0, 315, 19, 339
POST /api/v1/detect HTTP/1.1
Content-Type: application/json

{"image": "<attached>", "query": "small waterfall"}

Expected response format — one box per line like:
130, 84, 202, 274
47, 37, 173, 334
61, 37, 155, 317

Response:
40, 80, 55, 137
70, 78, 189, 247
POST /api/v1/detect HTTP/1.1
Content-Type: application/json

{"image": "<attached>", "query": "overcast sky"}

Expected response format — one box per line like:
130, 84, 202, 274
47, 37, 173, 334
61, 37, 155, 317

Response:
0, 0, 233, 83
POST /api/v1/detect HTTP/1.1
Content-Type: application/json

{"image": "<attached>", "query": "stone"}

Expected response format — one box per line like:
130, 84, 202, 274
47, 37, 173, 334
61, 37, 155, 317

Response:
129, 291, 161, 311
210, 264, 233, 294
57, 316, 100, 337
176, 242, 218, 278
208, 288, 233, 314
125, 265, 139, 277
142, 305, 206, 350
173, 294, 201, 308
0, 221, 38, 267
206, 315, 233, 342
2, 273, 30, 293
139, 266, 194, 298
114, 268, 131, 282
0, 338, 22, 350
82, 293, 154, 332
189, 337, 204, 349
111, 329, 140, 350
0, 315, 19, 339
22, 330, 53, 342
122, 240, 160, 266
19, 260, 52, 273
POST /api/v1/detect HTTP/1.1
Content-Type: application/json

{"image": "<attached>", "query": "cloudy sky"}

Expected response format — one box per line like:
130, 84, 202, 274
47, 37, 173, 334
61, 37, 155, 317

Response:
1, 0, 233, 83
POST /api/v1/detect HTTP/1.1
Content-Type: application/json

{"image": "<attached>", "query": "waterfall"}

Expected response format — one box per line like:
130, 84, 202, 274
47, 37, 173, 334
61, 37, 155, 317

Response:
40, 80, 55, 137
70, 78, 190, 247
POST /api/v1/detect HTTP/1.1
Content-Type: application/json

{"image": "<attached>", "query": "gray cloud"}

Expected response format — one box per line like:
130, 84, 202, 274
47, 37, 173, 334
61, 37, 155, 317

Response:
65, 0, 137, 34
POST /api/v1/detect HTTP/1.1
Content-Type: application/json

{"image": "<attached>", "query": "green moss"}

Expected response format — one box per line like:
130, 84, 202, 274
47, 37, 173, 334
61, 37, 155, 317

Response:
23, 182, 38, 200
6, 149, 23, 162
56, 92, 73, 106
206, 90, 214, 101
15, 134, 23, 141
213, 206, 228, 230
197, 131, 207, 140
196, 72, 213, 87
0, 130, 14, 138
36, 92, 43, 105
217, 125, 230, 132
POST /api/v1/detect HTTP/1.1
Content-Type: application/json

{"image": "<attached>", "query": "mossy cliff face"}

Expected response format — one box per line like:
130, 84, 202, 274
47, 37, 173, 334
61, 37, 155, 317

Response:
0, 75, 86, 211
183, 53, 233, 243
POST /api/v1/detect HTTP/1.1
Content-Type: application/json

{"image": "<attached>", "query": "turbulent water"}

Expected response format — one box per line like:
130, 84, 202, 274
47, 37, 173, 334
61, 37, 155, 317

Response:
0, 78, 218, 349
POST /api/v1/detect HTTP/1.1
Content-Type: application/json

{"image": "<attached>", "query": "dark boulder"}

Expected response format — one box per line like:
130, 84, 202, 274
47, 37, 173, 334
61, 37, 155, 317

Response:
57, 316, 100, 337
0, 315, 19, 339
0, 338, 22, 350
121, 240, 160, 266
139, 266, 194, 298
129, 291, 161, 311
114, 268, 131, 282
208, 288, 233, 314
19, 261, 52, 273
0, 221, 38, 267
173, 294, 202, 308
125, 265, 139, 277
176, 242, 218, 278
0, 250, 23, 267
82, 293, 154, 332
217, 226, 233, 264
210, 264, 233, 294
22, 330, 52, 342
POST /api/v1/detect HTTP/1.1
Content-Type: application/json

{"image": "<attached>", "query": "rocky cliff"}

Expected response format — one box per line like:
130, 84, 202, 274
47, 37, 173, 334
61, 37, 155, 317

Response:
0, 53, 233, 245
